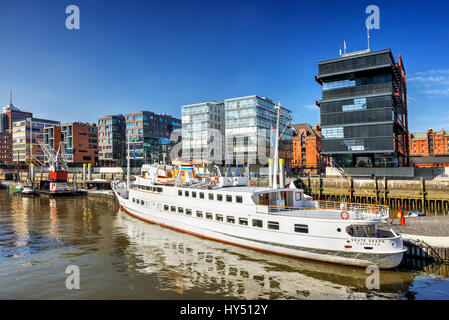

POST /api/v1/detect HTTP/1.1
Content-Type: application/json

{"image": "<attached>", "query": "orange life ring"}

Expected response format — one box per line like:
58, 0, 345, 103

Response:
371, 205, 377, 214
340, 211, 350, 220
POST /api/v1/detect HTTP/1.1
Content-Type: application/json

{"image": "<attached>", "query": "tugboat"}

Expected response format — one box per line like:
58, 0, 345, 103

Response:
112, 102, 407, 269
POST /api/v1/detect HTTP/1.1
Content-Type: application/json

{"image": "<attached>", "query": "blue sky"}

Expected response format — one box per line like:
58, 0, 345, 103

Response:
0, 0, 448, 132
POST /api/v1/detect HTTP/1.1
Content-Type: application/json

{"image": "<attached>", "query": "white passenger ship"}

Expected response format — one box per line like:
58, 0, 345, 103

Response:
112, 104, 406, 269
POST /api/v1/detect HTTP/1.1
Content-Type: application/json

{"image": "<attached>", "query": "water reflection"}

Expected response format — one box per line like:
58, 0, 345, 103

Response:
116, 212, 421, 299
1, 190, 448, 300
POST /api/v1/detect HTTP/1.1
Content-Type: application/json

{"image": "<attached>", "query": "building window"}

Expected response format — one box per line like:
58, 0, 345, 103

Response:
294, 224, 309, 233
239, 218, 248, 226
267, 221, 279, 230
322, 127, 344, 139
227, 216, 235, 224
252, 219, 263, 228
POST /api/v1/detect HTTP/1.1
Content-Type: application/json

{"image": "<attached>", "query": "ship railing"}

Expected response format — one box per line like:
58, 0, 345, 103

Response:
256, 202, 389, 221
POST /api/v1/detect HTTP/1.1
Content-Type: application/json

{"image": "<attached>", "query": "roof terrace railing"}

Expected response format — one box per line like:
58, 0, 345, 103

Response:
256, 201, 389, 221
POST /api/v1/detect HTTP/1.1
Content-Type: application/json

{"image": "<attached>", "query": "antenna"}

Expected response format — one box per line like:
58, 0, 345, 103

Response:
367, 27, 370, 51
344, 40, 347, 54
9, 90, 13, 105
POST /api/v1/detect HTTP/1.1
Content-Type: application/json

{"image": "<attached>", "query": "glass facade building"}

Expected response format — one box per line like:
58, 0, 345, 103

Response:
224, 96, 293, 167
98, 114, 126, 167
316, 49, 409, 167
126, 111, 181, 166
181, 101, 225, 164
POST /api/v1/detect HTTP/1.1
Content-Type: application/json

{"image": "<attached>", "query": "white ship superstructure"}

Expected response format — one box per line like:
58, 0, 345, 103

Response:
112, 103, 406, 269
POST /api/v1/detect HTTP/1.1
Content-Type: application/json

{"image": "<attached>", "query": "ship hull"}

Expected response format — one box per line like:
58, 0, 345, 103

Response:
116, 195, 405, 269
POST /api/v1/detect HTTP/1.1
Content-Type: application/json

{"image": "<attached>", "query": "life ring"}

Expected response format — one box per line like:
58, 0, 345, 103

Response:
249, 179, 255, 186
371, 205, 377, 214
340, 211, 350, 220
210, 180, 216, 188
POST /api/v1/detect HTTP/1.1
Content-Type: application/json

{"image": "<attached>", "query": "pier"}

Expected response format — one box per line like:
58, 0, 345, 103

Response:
295, 175, 449, 215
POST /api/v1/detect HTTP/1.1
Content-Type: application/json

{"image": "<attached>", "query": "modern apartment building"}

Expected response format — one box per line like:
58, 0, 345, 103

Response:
12, 117, 60, 164
44, 122, 99, 166
291, 123, 324, 174
316, 48, 409, 168
98, 114, 126, 167
125, 111, 181, 166
181, 101, 225, 164
224, 96, 293, 169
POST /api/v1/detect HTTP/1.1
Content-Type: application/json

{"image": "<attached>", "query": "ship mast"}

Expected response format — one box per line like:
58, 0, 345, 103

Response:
272, 101, 281, 189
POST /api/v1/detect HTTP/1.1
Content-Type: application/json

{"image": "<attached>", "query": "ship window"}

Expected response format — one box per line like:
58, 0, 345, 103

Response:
178, 190, 182, 196
158, 187, 163, 192
185, 191, 189, 197
267, 221, 279, 230
294, 224, 309, 233
236, 196, 243, 203
208, 193, 214, 200
192, 192, 197, 198
206, 212, 213, 220
226, 195, 232, 202
196, 211, 203, 218
227, 216, 235, 224
186, 209, 192, 215
252, 219, 263, 228
171, 206, 176, 212
164, 205, 169, 211
239, 218, 248, 226
217, 194, 223, 201
178, 207, 184, 214
132, 198, 135, 203
200, 192, 205, 199
216, 214, 223, 222
136, 199, 140, 204
141, 200, 145, 206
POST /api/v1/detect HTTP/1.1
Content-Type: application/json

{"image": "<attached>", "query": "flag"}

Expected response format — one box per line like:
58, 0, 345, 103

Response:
390, 204, 405, 226
133, 144, 136, 160
270, 124, 275, 147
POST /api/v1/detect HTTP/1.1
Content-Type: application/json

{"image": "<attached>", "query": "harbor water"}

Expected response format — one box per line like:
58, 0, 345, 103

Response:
1, 190, 449, 300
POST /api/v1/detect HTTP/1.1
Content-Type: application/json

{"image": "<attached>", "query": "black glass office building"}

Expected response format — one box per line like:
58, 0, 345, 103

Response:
316, 49, 409, 168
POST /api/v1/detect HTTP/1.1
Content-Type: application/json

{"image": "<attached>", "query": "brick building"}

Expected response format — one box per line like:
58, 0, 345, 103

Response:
0, 131, 13, 165
291, 123, 324, 174
44, 122, 98, 166
409, 128, 449, 167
